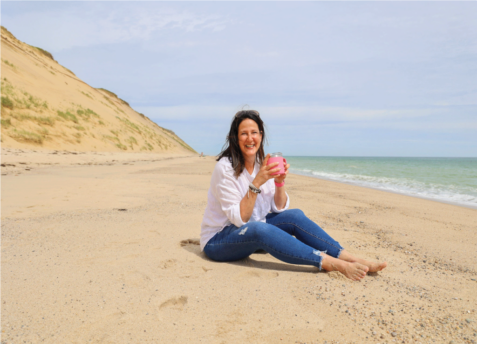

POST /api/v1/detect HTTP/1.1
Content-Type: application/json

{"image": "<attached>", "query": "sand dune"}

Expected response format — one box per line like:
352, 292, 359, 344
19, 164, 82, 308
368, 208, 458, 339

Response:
1, 26, 195, 155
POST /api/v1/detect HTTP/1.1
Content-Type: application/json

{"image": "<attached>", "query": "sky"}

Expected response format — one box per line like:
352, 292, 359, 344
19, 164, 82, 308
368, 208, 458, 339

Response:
2, 1, 476, 157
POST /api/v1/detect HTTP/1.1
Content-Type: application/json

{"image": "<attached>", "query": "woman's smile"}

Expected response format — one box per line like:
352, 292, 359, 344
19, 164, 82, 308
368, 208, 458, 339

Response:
238, 119, 262, 158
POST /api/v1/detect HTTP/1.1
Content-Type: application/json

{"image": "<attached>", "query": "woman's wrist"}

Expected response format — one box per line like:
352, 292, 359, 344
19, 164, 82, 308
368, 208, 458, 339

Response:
252, 178, 263, 189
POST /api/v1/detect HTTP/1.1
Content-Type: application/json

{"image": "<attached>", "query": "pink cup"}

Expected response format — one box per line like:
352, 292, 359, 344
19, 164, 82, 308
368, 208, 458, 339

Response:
267, 153, 287, 175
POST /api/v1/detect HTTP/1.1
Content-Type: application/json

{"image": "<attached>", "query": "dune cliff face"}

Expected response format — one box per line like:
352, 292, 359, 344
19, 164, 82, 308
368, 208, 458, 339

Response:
0, 26, 196, 154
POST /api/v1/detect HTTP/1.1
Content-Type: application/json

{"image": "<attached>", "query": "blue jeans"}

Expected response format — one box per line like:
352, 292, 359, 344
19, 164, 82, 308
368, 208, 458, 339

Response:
203, 209, 343, 270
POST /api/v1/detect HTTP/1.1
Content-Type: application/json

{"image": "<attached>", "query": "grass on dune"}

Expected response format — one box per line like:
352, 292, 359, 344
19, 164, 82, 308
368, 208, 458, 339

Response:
103, 135, 118, 141
85, 108, 99, 118
1, 80, 48, 111
103, 134, 127, 150
1, 79, 15, 96
2, 59, 16, 69
33, 46, 55, 61
126, 136, 137, 149
117, 117, 142, 134
10, 129, 44, 144
72, 132, 81, 143
57, 110, 78, 123
73, 125, 85, 131
116, 143, 127, 150
1, 96, 14, 109
37, 127, 49, 136
81, 91, 93, 99
75, 107, 99, 120
97, 88, 130, 107
15, 92, 48, 110
9, 112, 55, 126
0, 118, 12, 129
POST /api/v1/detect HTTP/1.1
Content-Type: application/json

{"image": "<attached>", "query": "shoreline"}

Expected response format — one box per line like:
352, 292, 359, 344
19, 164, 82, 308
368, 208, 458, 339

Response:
289, 169, 477, 210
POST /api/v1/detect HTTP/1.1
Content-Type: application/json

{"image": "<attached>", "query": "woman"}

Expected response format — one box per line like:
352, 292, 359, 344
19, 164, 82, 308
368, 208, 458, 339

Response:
200, 110, 387, 280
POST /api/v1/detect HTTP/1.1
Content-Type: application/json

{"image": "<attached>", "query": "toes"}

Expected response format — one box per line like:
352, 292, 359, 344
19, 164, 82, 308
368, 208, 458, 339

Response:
358, 264, 369, 273
374, 262, 387, 272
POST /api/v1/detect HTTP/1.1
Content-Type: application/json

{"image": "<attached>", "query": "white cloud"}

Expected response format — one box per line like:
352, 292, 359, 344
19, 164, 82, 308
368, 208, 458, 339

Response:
3, 1, 475, 157
3, 4, 227, 51
135, 104, 444, 123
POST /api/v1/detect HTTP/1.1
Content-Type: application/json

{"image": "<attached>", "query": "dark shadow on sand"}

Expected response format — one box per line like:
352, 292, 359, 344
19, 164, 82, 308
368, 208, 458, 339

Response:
180, 238, 318, 273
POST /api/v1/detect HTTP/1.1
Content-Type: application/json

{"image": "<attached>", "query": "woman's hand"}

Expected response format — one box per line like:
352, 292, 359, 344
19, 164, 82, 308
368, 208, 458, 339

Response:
252, 154, 281, 188
274, 162, 290, 184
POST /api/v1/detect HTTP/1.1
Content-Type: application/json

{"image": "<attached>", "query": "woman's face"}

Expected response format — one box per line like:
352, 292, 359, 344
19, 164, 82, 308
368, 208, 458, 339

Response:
238, 118, 262, 160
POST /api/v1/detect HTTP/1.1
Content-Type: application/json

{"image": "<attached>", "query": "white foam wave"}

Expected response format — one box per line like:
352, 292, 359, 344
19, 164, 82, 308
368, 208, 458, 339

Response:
290, 168, 477, 208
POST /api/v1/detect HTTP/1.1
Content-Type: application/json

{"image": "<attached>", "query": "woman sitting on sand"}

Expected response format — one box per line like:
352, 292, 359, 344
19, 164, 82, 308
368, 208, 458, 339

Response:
200, 110, 387, 280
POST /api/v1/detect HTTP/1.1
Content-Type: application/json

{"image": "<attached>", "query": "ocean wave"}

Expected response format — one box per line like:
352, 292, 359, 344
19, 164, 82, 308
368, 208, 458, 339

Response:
290, 168, 477, 207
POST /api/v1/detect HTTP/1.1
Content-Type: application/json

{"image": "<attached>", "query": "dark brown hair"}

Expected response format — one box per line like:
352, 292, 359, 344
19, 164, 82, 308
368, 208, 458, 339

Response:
216, 110, 266, 178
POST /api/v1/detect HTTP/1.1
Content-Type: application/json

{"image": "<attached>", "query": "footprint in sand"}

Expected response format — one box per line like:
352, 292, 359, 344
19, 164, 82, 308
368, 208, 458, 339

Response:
71, 311, 132, 342
180, 239, 200, 246
159, 259, 177, 269
122, 270, 153, 287
180, 239, 201, 255
159, 296, 188, 310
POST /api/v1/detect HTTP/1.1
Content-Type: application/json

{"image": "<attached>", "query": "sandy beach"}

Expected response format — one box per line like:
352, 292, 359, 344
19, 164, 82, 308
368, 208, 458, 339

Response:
1, 148, 476, 344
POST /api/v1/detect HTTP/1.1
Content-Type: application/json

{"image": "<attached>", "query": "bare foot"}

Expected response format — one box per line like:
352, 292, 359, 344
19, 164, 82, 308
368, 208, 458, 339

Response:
338, 250, 387, 273
338, 263, 368, 281
364, 261, 387, 273
321, 254, 369, 281
339, 262, 369, 281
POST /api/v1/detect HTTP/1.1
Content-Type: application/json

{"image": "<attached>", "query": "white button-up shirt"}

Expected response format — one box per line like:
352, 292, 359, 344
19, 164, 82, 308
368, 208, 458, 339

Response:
200, 157, 290, 250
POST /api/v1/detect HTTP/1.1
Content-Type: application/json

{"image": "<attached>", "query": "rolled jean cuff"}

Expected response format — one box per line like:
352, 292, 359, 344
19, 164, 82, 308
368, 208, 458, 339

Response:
314, 250, 323, 271
336, 247, 343, 259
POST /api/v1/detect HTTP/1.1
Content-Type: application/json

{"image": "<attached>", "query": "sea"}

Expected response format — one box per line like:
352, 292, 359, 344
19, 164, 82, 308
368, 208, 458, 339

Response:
285, 156, 477, 209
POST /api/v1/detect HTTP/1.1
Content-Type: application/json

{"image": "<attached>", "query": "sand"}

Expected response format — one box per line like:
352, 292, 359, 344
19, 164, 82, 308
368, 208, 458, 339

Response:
1, 148, 476, 344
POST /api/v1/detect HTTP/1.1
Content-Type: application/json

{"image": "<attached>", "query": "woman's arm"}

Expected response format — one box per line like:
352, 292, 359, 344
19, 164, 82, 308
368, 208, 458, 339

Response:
273, 162, 290, 210
240, 155, 280, 222
239, 185, 259, 223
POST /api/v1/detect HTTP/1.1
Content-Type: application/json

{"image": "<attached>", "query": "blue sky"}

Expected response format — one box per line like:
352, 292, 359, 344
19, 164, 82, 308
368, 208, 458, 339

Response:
2, 1, 476, 157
